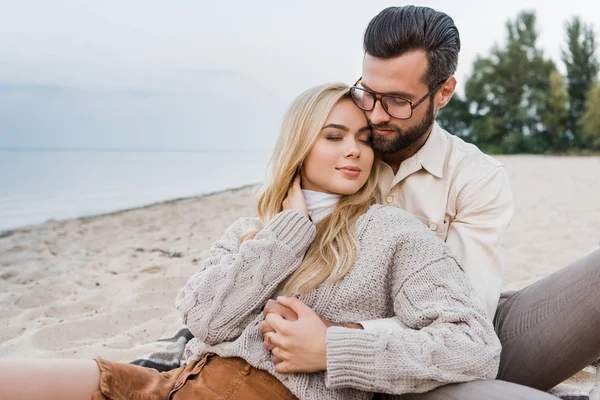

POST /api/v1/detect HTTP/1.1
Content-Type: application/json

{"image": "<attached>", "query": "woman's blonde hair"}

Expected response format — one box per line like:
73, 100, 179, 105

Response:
242, 83, 380, 296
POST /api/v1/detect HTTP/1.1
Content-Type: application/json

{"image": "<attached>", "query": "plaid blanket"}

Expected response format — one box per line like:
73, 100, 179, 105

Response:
130, 327, 192, 372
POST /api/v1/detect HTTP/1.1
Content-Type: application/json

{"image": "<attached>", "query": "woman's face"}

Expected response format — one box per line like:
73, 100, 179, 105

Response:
300, 99, 374, 195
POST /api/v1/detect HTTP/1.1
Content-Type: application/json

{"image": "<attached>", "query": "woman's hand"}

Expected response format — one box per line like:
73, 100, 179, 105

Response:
259, 300, 362, 357
264, 296, 327, 373
282, 175, 308, 218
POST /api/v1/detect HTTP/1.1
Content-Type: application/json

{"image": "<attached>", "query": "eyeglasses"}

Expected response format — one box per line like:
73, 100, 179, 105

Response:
349, 78, 446, 120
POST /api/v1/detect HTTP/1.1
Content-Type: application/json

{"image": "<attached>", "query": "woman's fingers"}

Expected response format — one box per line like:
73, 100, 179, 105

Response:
271, 354, 283, 365
263, 299, 298, 321
283, 176, 297, 205
264, 341, 275, 351
282, 173, 309, 217
259, 317, 278, 351
291, 175, 300, 192
268, 332, 287, 349
274, 360, 292, 374
271, 345, 289, 361
263, 331, 276, 351
258, 319, 274, 334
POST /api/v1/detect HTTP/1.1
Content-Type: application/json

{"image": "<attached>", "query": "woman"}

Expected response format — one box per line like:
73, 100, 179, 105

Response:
0, 84, 500, 399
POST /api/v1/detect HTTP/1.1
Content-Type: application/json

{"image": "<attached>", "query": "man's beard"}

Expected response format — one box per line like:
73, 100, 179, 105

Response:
370, 99, 435, 154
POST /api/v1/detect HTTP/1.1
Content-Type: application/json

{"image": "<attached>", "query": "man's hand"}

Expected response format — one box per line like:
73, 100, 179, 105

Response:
265, 296, 328, 373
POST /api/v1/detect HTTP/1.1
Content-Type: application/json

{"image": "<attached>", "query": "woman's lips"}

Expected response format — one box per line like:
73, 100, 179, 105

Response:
337, 167, 361, 178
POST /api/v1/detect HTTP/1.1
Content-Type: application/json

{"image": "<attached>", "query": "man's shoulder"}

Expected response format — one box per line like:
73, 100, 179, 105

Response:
437, 124, 505, 184
439, 126, 502, 168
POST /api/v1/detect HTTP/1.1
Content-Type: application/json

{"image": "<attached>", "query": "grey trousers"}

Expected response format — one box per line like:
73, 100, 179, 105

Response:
397, 248, 600, 399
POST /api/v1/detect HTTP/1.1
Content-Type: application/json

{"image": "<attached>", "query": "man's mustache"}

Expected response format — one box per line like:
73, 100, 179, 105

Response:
369, 122, 400, 132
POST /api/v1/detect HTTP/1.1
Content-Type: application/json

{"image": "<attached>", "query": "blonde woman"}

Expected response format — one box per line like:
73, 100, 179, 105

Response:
0, 84, 501, 400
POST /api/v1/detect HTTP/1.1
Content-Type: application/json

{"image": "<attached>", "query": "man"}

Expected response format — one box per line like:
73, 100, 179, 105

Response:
260, 5, 600, 399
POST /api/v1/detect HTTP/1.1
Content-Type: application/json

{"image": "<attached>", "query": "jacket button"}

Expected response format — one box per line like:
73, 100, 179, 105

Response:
386, 196, 393, 204
429, 223, 438, 231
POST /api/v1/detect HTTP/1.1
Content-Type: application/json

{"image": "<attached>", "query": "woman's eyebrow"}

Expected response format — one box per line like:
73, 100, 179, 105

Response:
321, 123, 348, 131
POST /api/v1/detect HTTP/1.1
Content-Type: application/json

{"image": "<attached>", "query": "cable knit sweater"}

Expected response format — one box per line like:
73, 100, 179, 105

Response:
175, 205, 501, 400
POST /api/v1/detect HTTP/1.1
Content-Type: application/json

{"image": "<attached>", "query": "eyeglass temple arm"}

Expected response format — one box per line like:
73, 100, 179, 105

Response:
411, 80, 447, 109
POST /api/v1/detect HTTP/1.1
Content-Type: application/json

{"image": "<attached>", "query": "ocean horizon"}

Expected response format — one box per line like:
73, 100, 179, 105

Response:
0, 149, 270, 232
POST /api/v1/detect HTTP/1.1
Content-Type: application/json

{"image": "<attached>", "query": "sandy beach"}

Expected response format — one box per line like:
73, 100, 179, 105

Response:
1, 155, 599, 396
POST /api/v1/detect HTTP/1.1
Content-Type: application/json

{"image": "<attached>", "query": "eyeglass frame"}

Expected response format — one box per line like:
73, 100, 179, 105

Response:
350, 77, 447, 120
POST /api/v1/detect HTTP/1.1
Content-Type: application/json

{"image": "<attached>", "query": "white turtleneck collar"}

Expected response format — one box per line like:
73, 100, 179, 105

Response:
301, 189, 341, 223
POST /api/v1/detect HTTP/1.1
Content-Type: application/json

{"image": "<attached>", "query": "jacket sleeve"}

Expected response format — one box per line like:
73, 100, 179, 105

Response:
175, 210, 315, 345
325, 222, 501, 395
445, 165, 514, 318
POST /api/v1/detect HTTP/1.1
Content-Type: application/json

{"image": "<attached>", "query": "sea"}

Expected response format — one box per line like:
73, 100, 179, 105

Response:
0, 150, 271, 232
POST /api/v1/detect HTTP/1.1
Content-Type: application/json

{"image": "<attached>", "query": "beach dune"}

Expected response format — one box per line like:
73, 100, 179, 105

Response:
1, 155, 599, 396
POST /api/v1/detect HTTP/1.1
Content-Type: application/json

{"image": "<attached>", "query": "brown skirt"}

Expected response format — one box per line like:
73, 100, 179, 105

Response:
92, 353, 298, 400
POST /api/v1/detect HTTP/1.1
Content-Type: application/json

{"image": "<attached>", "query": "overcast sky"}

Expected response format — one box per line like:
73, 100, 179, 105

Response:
1, 0, 598, 151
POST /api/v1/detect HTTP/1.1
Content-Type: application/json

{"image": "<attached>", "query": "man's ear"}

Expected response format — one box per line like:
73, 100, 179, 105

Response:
436, 76, 457, 110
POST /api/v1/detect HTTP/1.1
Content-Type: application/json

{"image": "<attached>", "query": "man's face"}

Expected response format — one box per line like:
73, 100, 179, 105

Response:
361, 50, 436, 154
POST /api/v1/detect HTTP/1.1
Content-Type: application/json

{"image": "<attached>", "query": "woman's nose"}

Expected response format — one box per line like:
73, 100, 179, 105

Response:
344, 140, 360, 158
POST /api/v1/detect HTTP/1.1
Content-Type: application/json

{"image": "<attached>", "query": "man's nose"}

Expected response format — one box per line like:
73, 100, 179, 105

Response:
367, 100, 391, 125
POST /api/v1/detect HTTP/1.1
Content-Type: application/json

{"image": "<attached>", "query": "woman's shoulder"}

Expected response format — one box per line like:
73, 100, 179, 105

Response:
363, 204, 425, 228
361, 205, 443, 242
360, 206, 451, 271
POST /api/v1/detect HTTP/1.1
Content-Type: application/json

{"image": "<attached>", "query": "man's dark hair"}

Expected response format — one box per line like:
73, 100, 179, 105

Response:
364, 6, 460, 89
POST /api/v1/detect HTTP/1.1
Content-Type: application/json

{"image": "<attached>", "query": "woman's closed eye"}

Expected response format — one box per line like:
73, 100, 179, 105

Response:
325, 135, 343, 141
325, 135, 371, 145
357, 132, 372, 144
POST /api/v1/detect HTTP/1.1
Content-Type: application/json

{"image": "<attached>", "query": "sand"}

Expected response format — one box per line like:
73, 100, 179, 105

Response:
0, 155, 599, 396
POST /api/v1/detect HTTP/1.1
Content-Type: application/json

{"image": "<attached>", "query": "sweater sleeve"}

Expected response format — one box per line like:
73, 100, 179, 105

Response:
175, 210, 316, 345
325, 227, 501, 395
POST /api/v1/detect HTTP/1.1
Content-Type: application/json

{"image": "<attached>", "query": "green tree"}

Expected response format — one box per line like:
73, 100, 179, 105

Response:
465, 11, 556, 153
541, 70, 570, 151
578, 84, 600, 149
562, 17, 599, 148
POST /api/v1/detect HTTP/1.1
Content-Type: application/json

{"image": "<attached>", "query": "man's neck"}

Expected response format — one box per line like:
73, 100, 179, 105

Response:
381, 125, 434, 174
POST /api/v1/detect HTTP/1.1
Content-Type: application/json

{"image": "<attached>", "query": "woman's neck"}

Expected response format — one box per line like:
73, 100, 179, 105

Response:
301, 189, 341, 223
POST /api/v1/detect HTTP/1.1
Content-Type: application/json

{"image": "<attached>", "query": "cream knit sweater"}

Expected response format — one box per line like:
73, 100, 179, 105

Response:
175, 205, 501, 399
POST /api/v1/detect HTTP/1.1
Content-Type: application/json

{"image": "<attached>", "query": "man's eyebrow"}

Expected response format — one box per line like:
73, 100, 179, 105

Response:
321, 123, 348, 131
360, 82, 415, 100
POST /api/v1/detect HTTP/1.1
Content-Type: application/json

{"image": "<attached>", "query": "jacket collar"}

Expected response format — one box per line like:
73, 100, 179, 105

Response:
416, 122, 446, 179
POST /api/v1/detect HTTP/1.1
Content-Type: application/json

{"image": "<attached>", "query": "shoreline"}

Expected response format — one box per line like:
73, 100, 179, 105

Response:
0, 182, 261, 238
